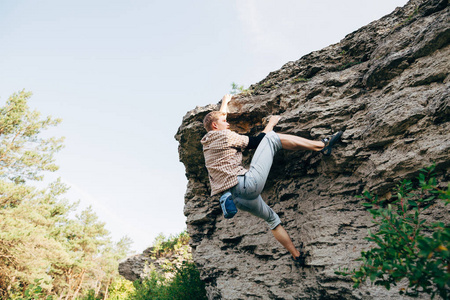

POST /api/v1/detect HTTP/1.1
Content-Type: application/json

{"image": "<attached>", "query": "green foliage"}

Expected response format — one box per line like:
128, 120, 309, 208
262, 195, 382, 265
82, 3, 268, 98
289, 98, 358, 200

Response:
230, 82, 251, 95
77, 290, 99, 300
131, 262, 207, 300
336, 165, 450, 299
79, 278, 135, 300
0, 178, 74, 296
0, 91, 202, 300
0, 91, 133, 299
0, 90, 64, 183
97, 231, 207, 300
167, 262, 207, 300
403, 5, 420, 25
290, 77, 309, 83
106, 278, 135, 300
151, 230, 190, 258
9, 279, 53, 300
131, 269, 166, 300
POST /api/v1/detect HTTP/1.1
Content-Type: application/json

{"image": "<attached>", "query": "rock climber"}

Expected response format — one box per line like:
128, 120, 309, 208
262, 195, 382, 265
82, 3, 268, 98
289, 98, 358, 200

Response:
201, 94, 343, 266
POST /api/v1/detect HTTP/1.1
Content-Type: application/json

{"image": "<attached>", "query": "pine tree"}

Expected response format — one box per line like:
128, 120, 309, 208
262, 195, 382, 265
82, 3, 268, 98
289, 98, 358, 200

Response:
0, 91, 133, 299
0, 90, 63, 184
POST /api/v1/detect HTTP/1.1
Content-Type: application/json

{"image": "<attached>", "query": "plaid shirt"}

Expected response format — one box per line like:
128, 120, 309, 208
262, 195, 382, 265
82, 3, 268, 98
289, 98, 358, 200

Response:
201, 130, 249, 196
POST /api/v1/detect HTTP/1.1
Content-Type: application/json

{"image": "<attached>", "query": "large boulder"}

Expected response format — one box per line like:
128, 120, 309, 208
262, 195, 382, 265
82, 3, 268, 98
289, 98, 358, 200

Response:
119, 243, 192, 282
174, 0, 449, 299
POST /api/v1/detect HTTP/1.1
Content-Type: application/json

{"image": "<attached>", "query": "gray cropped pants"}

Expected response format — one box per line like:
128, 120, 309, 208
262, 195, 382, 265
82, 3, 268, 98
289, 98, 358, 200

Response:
230, 131, 282, 230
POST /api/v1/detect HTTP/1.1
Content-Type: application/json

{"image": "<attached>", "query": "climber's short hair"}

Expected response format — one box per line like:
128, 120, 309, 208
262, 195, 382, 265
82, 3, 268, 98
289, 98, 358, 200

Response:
203, 111, 226, 132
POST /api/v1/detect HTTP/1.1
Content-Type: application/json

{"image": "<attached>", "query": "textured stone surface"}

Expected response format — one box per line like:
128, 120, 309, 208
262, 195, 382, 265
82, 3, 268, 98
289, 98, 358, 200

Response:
118, 248, 153, 282
119, 246, 192, 282
173, 1, 450, 299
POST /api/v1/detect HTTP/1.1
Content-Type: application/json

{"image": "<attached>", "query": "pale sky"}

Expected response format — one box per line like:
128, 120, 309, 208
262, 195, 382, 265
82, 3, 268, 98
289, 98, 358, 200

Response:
0, 0, 408, 253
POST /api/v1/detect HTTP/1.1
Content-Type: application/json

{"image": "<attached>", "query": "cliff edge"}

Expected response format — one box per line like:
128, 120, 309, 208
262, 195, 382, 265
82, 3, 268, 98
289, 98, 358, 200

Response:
174, 0, 450, 299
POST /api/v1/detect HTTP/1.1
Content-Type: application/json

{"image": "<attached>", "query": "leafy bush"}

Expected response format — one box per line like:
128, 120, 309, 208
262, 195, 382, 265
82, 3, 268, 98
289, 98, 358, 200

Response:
107, 278, 135, 300
151, 230, 190, 258
9, 279, 53, 300
336, 165, 449, 299
131, 262, 207, 300
109, 231, 207, 300
131, 271, 164, 300
166, 261, 207, 300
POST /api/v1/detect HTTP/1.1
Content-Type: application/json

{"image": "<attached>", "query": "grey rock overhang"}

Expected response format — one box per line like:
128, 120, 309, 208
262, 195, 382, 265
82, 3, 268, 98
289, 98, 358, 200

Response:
174, 1, 449, 299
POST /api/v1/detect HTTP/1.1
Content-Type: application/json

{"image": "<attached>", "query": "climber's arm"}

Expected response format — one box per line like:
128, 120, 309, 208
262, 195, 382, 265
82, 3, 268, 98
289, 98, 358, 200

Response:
219, 94, 232, 114
263, 116, 281, 133
246, 116, 281, 149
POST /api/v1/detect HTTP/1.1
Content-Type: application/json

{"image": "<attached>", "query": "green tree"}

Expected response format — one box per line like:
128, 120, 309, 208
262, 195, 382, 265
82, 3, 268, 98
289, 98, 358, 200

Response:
151, 230, 190, 258
0, 90, 64, 183
106, 277, 135, 300
230, 82, 251, 95
54, 206, 111, 299
336, 165, 450, 299
165, 262, 207, 300
130, 262, 207, 300
128, 231, 207, 300
92, 237, 134, 299
0, 180, 74, 299
0, 90, 68, 298
0, 91, 133, 300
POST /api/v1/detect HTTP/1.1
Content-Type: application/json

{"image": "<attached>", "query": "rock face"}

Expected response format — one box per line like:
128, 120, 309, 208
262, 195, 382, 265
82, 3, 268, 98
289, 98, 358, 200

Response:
175, 0, 450, 299
119, 247, 155, 282
119, 245, 192, 282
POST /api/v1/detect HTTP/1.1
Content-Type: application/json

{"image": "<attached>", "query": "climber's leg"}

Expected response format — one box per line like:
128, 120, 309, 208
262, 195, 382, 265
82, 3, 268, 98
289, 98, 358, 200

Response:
271, 224, 301, 259
277, 133, 324, 151
230, 191, 281, 230
230, 188, 302, 260
238, 131, 282, 199
240, 131, 333, 200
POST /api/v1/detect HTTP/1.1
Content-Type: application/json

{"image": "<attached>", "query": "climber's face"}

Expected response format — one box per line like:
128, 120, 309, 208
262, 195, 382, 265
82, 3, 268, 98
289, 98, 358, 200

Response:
212, 115, 230, 131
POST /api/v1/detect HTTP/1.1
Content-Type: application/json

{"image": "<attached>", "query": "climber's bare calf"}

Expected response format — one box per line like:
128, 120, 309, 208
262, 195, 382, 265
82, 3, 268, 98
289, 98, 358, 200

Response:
271, 224, 301, 260
262, 116, 325, 151
277, 133, 324, 151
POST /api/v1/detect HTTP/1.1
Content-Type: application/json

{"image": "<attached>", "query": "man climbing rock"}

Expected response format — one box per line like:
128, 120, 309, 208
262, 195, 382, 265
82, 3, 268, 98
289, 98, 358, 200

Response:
201, 94, 342, 266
